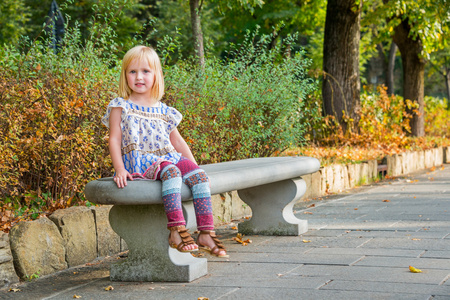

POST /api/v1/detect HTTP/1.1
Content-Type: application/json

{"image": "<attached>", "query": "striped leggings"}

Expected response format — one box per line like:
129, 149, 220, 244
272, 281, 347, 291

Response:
157, 157, 214, 231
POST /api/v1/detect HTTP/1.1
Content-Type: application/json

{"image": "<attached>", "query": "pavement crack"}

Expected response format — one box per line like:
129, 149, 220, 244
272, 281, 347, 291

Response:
216, 287, 240, 299
356, 237, 373, 248
438, 274, 449, 286
41, 277, 105, 300
317, 279, 333, 290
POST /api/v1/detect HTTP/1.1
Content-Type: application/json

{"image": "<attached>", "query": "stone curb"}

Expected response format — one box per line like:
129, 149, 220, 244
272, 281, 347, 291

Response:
1, 146, 448, 288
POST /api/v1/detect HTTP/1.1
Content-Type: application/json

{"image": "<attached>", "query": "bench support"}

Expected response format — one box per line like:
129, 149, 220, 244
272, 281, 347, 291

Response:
108, 204, 207, 282
237, 177, 308, 236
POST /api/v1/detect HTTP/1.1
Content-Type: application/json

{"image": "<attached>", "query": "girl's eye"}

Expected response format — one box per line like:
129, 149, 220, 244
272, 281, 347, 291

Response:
129, 70, 136, 74
144, 70, 152, 73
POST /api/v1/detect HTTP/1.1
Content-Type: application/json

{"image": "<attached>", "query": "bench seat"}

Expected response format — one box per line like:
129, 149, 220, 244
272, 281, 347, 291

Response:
84, 156, 320, 282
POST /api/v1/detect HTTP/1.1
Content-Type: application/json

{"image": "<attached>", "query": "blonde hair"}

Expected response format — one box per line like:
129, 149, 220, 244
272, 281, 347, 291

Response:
119, 45, 164, 100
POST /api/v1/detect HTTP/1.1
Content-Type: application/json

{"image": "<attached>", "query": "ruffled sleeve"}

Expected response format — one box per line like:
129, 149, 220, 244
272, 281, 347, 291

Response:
163, 104, 183, 132
101, 97, 128, 128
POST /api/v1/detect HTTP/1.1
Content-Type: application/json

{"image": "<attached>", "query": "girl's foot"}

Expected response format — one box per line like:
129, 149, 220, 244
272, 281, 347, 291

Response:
168, 226, 198, 252
197, 230, 229, 258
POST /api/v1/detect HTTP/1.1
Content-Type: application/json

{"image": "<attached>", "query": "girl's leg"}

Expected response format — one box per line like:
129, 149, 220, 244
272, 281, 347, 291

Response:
177, 158, 227, 257
158, 163, 185, 227
158, 162, 197, 252
176, 158, 214, 231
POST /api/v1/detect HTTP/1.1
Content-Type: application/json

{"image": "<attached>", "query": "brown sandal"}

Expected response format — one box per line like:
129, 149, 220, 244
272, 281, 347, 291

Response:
197, 230, 229, 258
168, 225, 198, 253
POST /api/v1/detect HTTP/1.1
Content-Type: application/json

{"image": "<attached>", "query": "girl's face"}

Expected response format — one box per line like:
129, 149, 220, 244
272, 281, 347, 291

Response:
126, 58, 155, 98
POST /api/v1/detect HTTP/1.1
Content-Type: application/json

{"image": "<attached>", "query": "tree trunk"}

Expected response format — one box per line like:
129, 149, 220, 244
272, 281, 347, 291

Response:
189, 0, 205, 68
446, 73, 450, 110
392, 18, 425, 137
386, 42, 397, 95
322, 0, 361, 133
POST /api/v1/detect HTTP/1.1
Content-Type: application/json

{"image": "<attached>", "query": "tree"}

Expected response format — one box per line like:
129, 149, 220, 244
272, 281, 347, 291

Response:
370, 0, 450, 136
189, 0, 205, 67
391, 13, 426, 136
322, 0, 362, 133
0, 0, 30, 45
187, 0, 264, 67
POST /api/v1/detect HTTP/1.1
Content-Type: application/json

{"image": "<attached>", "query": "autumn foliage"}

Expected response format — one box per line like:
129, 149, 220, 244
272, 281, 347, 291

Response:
1, 25, 449, 232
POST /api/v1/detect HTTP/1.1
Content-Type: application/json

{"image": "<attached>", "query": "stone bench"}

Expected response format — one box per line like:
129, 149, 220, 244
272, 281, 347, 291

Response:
84, 156, 320, 282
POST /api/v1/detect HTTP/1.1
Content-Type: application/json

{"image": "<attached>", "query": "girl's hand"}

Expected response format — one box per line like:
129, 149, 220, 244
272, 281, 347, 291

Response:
113, 169, 133, 189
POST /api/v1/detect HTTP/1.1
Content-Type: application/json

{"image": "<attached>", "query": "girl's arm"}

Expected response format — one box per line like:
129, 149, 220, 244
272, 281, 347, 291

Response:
109, 107, 133, 188
170, 128, 197, 165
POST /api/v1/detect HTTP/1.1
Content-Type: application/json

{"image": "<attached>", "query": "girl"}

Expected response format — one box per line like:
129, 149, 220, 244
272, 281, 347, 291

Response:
102, 45, 227, 258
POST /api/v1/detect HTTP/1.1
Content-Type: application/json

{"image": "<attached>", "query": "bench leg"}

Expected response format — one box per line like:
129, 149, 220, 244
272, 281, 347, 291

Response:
108, 204, 207, 282
237, 177, 308, 236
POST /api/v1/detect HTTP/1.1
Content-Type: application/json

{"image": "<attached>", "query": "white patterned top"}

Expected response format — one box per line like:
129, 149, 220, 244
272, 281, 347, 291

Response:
102, 97, 182, 179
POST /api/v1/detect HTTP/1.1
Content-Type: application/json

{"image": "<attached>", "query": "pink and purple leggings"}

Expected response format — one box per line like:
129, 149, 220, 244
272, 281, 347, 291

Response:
157, 157, 214, 231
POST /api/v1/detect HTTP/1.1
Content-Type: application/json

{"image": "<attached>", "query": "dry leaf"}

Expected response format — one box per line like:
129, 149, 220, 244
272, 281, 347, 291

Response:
198, 297, 209, 300
9, 288, 21, 292
304, 211, 313, 215
302, 239, 311, 243
232, 233, 252, 246
105, 285, 114, 291
307, 204, 316, 208
73, 295, 82, 299
231, 226, 237, 230
412, 238, 421, 241
430, 166, 436, 171
354, 208, 358, 210
382, 199, 390, 202
409, 265, 422, 273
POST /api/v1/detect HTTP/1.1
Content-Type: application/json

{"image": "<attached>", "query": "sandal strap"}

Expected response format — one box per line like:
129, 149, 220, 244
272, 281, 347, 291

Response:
168, 226, 196, 250
200, 230, 227, 251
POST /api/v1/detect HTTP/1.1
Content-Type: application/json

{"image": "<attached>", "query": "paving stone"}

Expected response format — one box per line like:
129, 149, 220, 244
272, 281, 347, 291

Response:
307, 247, 424, 258
354, 256, 450, 270
220, 287, 431, 300
360, 237, 450, 251
344, 230, 449, 239
321, 280, 450, 297
215, 252, 364, 266
288, 264, 450, 285
421, 250, 450, 259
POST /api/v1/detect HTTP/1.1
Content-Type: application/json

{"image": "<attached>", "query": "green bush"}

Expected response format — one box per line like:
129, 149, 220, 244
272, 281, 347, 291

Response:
163, 30, 319, 164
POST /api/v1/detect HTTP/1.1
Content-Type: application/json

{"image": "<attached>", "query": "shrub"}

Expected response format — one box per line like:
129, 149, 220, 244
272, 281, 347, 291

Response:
424, 96, 450, 138
0, 16, 119, 212
163, 30, 319, 164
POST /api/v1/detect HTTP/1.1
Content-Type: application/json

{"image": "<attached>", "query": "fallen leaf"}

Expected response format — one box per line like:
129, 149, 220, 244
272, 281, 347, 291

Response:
304, 211, 313, 214
9, 288, 21, 292
409, 265, 422, 273
232, 233, 252, 246
73, 295, 82, 299
430, 166, 436, 171
231, 226, 237, 230
198, 297, 209, 300
382, 199, 390, 202
412, 238, 421, 241
354, 208, 358, 210
302, 240, 311, 243
104, 285, 114, 291
307, 204, 316, 208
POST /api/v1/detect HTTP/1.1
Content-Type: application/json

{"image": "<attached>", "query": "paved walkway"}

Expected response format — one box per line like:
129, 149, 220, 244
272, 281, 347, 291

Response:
1, 165, 450, 300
